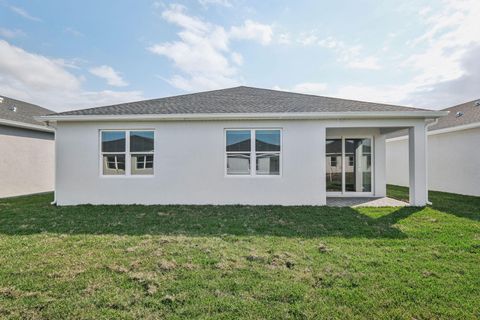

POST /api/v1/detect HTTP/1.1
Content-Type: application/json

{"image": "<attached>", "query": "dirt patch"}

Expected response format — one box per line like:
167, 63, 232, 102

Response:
245, 254, 266, 263
318, 243, 330, 253
0, 287, 40, 299
106, 265, 129, 274
158, 259, 177, 272
146, 284, 158, 296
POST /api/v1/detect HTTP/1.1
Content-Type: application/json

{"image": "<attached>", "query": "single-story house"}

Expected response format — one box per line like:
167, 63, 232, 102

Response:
0, 96, 55, 198
39, 86, 447, 206
387, 99, 480, 196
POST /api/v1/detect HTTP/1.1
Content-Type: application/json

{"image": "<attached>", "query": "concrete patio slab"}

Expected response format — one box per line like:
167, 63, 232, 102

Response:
326, 197, 409, 207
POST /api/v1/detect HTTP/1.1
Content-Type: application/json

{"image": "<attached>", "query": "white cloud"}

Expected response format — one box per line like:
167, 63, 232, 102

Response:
277, 32, 291, 45
298, 32, 318, 46
229, 20, 273, 45
281, 0, 479, 109
392, 0, 480, 108
152, 1, 164, 9
292, 82, 328, 95
333, 84, 413, 105
405, 0, 480, 86
7, 5, 41, 22
165, 74, 239, 92
272, 82, 328, 97
149, 4, 272, 91
0, 40, 143, 111
0, 27, 25, 39
284, 34, 382, 70
317, 37, 382, 70
89, 65, 128, 87
231, 52, 243, 65
161, 4, 209, 33
198, 0, 232, 7
345, 56, 381, 70
0, 40, 80, 91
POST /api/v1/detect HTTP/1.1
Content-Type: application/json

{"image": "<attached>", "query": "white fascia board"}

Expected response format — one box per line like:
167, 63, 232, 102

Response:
0, 118, 55, 132
37, 111, 449, 122
386, 121, 480, 142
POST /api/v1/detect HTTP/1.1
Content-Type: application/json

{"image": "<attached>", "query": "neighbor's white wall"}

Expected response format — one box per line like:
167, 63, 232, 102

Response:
0, 125, 55, 198
386, 138, 409, 187
55, 120, 327, 205
387, 127, 480, 197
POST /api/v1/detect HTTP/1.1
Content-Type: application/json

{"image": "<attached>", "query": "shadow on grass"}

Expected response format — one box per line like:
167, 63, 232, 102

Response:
0, 193, 422, 239
387, 184, 480, 222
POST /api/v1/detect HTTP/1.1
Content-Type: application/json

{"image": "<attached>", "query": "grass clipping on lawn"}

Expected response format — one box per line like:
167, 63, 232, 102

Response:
0, 186, 479, 319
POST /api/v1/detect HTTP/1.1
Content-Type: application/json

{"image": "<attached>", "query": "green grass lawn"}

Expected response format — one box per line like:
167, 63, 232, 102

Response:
0, 187, 479, 319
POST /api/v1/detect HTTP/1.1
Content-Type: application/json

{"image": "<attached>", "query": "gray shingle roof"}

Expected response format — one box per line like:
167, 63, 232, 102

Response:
0, 95, 53, 127
429, 99, 480, 131
387, 98, 480, 139
52, 86, 429, 117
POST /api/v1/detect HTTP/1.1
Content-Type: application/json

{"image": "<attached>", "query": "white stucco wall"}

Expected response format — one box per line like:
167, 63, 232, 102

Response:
386, 127, 480, 196
55, 120, 327, 205
55, 118, 424, 205
0, 125, 55, 198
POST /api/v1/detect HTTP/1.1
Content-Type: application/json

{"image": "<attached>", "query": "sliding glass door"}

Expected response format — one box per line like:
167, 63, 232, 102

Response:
326, 137, 373, 194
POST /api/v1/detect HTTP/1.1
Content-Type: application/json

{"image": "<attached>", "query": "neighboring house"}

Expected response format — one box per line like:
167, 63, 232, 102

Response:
387, 99, 480, 197
0, 96, 55, 198
40, 86, 446, 206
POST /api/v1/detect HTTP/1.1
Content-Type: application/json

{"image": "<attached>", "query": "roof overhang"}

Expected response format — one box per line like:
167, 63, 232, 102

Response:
0, 118, 55, 132
38, 111, 449, 122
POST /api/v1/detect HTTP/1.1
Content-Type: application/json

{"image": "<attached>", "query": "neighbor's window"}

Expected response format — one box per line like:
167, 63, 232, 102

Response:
330, 157, 337, 167
349, 156, 354, 167
101, 130, 154, 176
226, 129, 281, 176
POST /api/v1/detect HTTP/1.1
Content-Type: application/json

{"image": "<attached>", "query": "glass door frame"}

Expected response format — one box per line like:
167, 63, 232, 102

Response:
326, 135, 375, 197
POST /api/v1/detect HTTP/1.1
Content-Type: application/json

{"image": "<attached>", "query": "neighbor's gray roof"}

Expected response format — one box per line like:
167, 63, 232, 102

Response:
429, 99, 480, 131
387, 98, 480, 138
52, 86, 429, 117
0, 95, 54, 127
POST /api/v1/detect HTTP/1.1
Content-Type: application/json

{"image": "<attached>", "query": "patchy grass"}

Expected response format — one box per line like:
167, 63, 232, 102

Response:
0, 189, 479, 319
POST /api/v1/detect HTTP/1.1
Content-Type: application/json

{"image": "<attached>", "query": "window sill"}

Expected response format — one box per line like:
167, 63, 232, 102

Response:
225, 174, 282, 178
99, 175, 155, 178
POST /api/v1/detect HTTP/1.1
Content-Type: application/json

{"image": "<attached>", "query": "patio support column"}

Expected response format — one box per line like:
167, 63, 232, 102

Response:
408, 124, 427, 206
374, 134, 386, 197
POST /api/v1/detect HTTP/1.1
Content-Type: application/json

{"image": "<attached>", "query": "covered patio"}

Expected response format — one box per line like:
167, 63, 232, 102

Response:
325, 119, 431, 206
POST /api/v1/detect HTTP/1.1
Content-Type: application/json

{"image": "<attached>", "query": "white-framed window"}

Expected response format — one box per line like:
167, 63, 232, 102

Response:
225, 129, 281, 176
106, 155, 125, 170
330, 157, 337, 167
135, 155, 154, 169
100, 130, 154, 176
348, 156, 354, 167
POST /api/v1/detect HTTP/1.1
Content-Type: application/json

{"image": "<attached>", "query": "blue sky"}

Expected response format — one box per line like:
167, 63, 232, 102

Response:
0, 0, 478, 111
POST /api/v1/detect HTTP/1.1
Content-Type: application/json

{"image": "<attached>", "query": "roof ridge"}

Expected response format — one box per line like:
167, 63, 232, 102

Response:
47, 85, 446, 118
441, 98, 480, 111
53, 85, 428, 116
